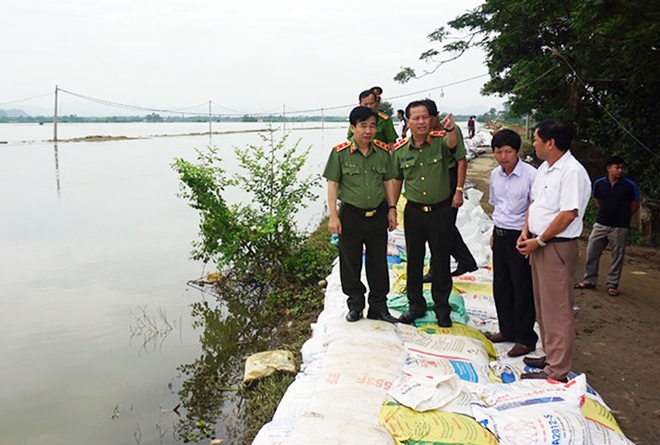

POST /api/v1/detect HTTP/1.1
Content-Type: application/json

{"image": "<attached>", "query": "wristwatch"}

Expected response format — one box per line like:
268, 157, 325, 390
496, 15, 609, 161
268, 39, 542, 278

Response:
535, 235, 547, 247
455, 186, 464, 192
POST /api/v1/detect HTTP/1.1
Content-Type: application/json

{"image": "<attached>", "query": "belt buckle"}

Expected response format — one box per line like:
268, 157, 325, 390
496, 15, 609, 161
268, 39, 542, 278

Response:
495, 228, 504, 236
421, 205, 431, 213
365, 210, 376, 217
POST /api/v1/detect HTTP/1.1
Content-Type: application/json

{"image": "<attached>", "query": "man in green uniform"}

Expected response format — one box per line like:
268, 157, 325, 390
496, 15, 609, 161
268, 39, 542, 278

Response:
347, 90, 398, 148
422, 100, 478, 282
392, 100, 459, 327
324, 106, 399, 323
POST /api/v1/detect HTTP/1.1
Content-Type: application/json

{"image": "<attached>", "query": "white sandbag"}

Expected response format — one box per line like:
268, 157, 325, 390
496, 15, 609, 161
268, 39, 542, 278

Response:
461, 293, 498, 321
252, 418, 295, 445
283, 413, 396, 445
472, 374, 592, 445
272, 375, 316, 420
301, 336, 325, 366
322, 317, 404, 347
388, 372, 461, 412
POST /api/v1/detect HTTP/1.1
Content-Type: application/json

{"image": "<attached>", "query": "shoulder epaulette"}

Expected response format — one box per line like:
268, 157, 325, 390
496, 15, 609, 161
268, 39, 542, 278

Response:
373, 139, 389, 151
393, 138, 409, 150
429, 130, 446, 137
333, 141, 351, 152
378, 111, 389, 120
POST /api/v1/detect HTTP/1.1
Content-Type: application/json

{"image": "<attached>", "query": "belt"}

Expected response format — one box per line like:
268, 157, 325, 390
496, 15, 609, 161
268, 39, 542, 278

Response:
406, 199, 451, 213
494, 227, 521, 237
342, 201, 385, 218
530, 233, 578, 243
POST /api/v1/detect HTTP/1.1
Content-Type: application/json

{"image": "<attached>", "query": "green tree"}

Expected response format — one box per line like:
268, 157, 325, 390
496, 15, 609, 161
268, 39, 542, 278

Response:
379, 100, 394, 117
396, 0, 660, 198
171, 129, 322, 288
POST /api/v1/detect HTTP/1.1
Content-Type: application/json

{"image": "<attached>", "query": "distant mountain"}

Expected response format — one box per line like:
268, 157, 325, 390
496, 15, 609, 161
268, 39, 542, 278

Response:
0, 108, 30, 117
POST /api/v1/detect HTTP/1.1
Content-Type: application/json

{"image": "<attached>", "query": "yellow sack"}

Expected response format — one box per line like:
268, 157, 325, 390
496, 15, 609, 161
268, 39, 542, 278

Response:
380, 401, 499, 445
418, 324, 498, 360
243, 350, 296, 385
581, 397, 624, 435
453, 280, 494, 298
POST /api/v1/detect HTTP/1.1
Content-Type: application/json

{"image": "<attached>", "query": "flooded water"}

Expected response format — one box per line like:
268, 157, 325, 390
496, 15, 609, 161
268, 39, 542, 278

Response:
0, 119, 472, 444
0, 122, 344, 445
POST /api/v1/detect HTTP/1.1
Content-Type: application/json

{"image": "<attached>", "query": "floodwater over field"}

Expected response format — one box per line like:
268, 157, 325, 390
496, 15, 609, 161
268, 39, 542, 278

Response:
0, 122, 344, 445
0, 120, 473, 444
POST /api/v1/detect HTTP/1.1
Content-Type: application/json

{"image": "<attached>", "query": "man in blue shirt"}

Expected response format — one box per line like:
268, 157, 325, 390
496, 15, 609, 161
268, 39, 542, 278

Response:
575, 156, 640, 296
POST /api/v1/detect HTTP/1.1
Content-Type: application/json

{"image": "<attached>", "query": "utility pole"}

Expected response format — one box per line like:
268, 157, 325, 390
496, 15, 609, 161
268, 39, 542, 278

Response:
53, 85, 58, 142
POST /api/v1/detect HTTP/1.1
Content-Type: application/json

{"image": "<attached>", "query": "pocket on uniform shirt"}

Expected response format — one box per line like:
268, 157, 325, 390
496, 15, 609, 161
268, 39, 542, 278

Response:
343, 164, 360, 175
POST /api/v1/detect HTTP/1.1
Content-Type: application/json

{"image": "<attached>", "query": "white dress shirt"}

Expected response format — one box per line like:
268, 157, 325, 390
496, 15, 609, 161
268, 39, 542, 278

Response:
528, 150, 591, 238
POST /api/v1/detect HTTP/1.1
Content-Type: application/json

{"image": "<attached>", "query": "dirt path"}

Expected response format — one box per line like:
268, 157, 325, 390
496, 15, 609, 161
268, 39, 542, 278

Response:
468, 151, 660, 445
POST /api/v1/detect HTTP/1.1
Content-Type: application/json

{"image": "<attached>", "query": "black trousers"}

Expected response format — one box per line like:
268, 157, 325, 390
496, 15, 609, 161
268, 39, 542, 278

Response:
449, 167, 477, 269
404, 203, 453, 318
492, 229, 538, 347
338, 202, 389, 313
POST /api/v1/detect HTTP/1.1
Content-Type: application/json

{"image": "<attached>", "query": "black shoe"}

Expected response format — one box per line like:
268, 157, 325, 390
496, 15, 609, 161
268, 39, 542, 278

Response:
346, 310, 363, 322
523, 356, 547, 369
437, 314, 452, 327
451, 264, 478, 277
367, 311, 399, 324
398, 310, 425, 325
422, 271, 433, 283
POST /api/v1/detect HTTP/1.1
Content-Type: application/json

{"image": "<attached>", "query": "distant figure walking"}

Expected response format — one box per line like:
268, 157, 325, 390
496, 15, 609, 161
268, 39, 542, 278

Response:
467, 116, 476, 138
396, 109, 408, 141
574, 156, 640, 297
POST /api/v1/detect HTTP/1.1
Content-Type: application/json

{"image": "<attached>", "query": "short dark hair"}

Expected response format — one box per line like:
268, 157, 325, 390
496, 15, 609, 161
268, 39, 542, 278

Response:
606, 155, 625, 167
349, 106, 377, 125
491, 129, 522, 152
534, 119, 574, 152
371, 86, 383, 95
358, 90, 376, 102
405, 100, 431, 119
422, 98, 439, 117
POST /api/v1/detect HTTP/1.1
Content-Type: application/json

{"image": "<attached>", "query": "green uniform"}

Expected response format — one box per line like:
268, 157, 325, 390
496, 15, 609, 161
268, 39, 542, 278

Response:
392, 131, 453, 204
393, 130, 455, 325
323, 138, 396, 209
346, 111, 398, 145
447, 126, 467, 169
323, 137, 396, 316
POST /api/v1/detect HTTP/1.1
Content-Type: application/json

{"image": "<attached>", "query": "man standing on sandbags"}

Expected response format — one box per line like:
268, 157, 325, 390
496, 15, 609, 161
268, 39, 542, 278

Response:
421, 99, 478, 282
517, 119, 591, 382
487, 129, 538, 358
391, 100, 459, 327
324, 106, 399, 323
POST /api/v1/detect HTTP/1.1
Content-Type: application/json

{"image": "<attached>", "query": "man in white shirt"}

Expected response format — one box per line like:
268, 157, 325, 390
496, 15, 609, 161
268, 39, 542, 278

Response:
487, 129, 538, 357
517, 119, 591, 382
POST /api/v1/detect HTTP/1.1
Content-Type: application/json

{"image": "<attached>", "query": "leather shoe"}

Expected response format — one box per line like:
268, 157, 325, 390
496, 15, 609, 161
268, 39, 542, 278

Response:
437, 314, 452, 328
398, 309, 425, 325
422, 271, 433, 283
345, 310, 363, 322
507, 343, 535, 357
520, 370, 567, 383
451, 264, 478, 277
367, 311, 399, 324
486, 332, 507, 343
523, 356, 547, 368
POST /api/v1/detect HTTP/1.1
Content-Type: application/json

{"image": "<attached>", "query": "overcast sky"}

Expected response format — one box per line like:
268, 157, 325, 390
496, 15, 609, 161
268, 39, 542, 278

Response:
1, 0, 504, 117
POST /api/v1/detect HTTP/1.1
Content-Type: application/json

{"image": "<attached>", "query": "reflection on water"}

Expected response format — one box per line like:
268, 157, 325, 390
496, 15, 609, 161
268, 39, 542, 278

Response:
176, 284, 278, 443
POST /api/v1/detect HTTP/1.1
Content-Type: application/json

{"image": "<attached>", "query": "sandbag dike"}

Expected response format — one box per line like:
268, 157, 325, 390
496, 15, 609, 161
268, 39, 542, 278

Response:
252, 176, 636, 445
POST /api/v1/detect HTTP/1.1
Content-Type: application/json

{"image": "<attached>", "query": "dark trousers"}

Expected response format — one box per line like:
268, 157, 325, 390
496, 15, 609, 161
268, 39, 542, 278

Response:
404, 203, 453, 318
448, 167, 477, 269
338, 202, 389, 313
492, 229, 538, 348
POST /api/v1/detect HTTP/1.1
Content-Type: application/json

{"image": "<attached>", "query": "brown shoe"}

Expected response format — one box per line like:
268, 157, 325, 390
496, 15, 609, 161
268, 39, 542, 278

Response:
523, 356, 547, 368
520, 370, 567, 383
486, 332, 507, 343
507, 343, 534, 357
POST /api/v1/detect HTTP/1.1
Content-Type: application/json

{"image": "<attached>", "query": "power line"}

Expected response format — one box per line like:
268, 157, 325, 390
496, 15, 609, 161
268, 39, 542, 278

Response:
547, 48, 660, 162
0, 92, 53, 107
